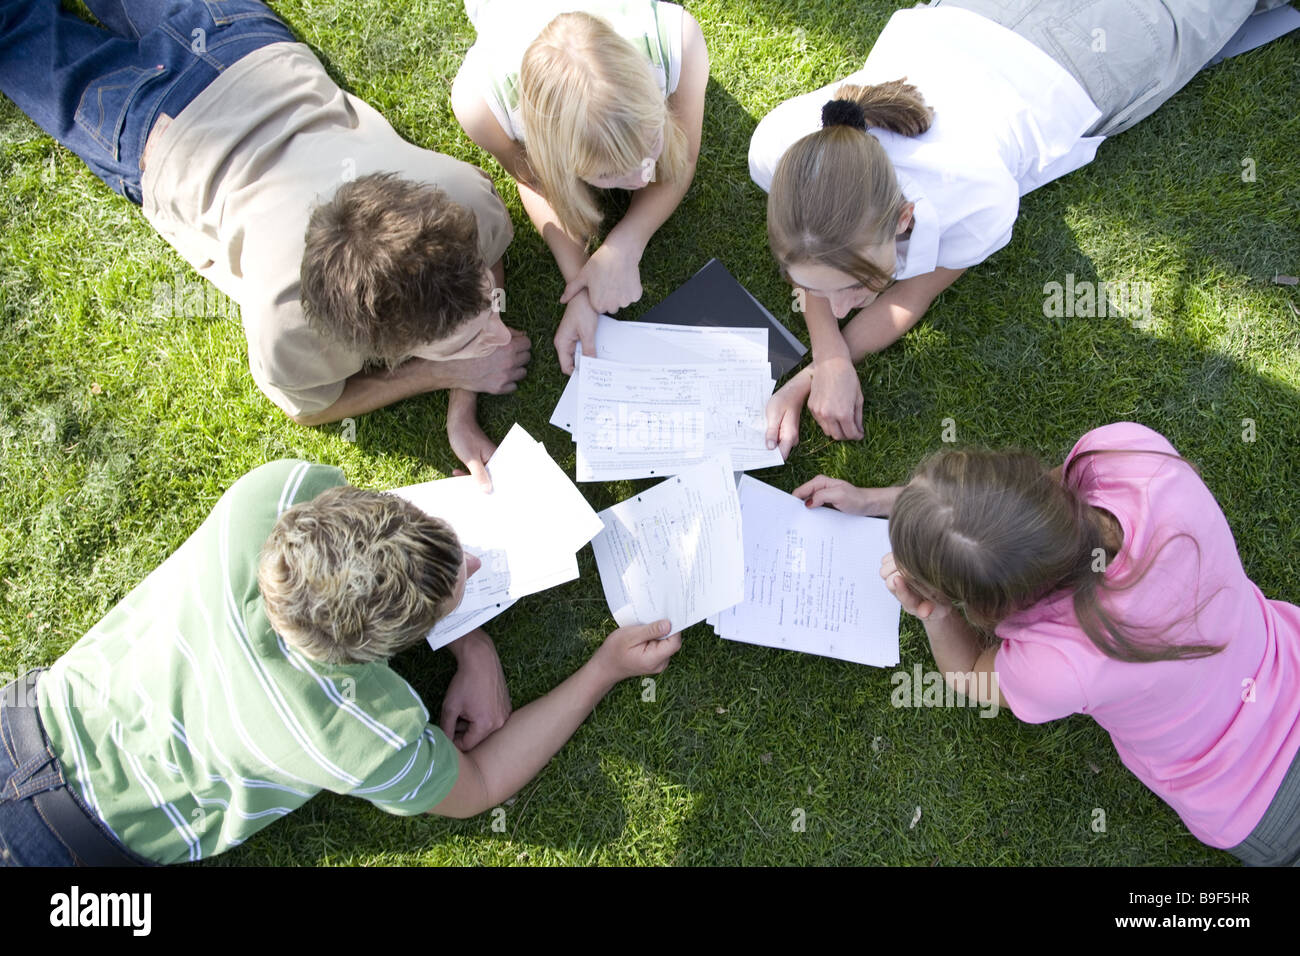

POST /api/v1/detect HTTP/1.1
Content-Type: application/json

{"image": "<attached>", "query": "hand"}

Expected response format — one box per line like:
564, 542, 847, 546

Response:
807, 355, 864, 441
591, 620, 681, 685
446, 414, 497, 492
560, 241, 643, 315
429, 329, 531, 393
441, 629, 512, 750
793, 475, 878, 516
764, 374, 811, 461
880, 553, 951, 622
554, 288, 599, 375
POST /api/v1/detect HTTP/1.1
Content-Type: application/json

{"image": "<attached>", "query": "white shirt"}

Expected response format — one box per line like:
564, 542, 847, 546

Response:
748, 6, 1104, 279
458, 0, 685, 145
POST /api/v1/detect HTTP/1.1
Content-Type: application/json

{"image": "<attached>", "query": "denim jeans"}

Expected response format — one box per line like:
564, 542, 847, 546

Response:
0, 0, 296, 204
0, 669, 157, 866
0, 670, 74, 865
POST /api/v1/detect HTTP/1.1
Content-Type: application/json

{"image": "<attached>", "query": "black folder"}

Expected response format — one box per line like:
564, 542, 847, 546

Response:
636, 259, 808, 379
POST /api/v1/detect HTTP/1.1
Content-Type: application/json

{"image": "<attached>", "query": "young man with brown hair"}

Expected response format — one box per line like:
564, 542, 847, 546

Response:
0, 0, 529, 481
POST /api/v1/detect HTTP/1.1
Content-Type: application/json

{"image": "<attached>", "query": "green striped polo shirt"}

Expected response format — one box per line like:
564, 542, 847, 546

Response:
460, 0, 684, 143
38, 461, 460, 864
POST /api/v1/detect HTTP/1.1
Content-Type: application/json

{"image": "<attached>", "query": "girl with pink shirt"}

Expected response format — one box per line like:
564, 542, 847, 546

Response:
795, 421, 1300, 864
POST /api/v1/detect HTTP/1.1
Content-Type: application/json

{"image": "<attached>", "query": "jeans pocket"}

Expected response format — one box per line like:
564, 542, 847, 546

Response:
202, 0, 283, 26
74, 64, 168, 162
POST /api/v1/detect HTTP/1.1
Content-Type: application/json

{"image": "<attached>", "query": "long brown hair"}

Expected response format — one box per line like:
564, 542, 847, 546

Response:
767, 79, 932, 292
889, 446, 1224, 663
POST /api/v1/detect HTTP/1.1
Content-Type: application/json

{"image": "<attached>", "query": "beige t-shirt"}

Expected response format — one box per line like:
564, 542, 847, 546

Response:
141, 42, 514, 417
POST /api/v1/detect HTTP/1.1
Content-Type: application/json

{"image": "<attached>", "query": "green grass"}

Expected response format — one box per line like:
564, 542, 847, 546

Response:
2, 1, 1298, 866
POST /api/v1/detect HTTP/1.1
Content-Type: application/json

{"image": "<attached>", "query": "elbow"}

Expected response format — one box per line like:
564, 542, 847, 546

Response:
288, 410, 319, 427
288, 407, 338, 428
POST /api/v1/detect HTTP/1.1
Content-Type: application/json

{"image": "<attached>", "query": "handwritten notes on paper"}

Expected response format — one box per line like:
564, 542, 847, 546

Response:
590, 456, 744, 634
575, 357, 781, 481
550, 316, 783, 481
708, 477, 900, 667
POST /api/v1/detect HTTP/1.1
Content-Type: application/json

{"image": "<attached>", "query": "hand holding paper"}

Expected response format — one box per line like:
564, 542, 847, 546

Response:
590, 455, 744, 634
392, 424, 604, 648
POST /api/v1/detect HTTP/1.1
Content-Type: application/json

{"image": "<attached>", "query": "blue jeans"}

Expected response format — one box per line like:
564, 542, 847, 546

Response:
0, 669, 155, 866
0, 669, 75, 866
0, 0, 295, 204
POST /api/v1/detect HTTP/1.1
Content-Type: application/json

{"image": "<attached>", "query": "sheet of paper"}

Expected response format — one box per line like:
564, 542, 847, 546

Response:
713, 476, 900, 667
550, 317, 768, 433
484, 424, 605, 552
392, 424, 600, 611
636, 258, 809, 378
574, 356, 783, 481
1210, 5, 1300, 64
591, 455, 744, 634
427, 598, 518, 651
393, 474, 576, 605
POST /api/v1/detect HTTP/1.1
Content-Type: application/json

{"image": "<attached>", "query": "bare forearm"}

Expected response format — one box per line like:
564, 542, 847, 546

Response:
840, 293, 929, 361
606, 166, 696, 258
867, 485, 907, 518
447, 627, 494, 664
452, 659, 616, 815
446, 386, 477, 425
924, 612, 984, 677
840, 268, 964, 362
291, 361, 436, 426
517, 180, 590, 282
803, 293, 852, 362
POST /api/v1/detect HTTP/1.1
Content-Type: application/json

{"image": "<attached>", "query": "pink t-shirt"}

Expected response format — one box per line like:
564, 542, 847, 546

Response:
995, 422, 1300, 848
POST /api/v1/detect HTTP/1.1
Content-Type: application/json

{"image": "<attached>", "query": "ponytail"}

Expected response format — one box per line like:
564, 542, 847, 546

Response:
830, 79, 933, 137
767, 78, 931, 292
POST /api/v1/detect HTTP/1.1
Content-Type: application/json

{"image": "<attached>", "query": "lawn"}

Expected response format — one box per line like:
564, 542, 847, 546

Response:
1, 0, 1297, 866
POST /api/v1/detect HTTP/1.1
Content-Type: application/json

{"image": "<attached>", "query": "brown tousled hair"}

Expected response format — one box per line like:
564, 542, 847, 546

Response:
300, 173, 490, 364
888, 447, 1224, 664
768, 79, 933, 293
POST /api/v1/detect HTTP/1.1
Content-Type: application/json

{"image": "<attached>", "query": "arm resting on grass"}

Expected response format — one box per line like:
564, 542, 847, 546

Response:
764, 267, 965, 457
289, 359, 446, 426
880, 553, 1008, 711
431, 621, 681, 818
839, 267, 966, 360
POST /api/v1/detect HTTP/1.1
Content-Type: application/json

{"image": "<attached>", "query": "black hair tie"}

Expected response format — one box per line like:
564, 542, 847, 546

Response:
821, 99, 868, 131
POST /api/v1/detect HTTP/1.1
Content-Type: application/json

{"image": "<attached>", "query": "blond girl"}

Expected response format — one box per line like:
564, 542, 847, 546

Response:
452, 0, 709, 372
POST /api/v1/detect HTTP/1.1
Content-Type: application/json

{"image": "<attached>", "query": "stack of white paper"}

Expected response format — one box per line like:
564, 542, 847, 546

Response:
550, 316, 784, 481
391, 424, 605, 650
590, 455, 744, 634
707, 477, 901, 667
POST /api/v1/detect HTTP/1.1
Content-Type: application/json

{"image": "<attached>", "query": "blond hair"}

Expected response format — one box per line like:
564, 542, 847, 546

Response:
258, 486, 463, 664
518, 11, 688, 242
768, 79, 933, 292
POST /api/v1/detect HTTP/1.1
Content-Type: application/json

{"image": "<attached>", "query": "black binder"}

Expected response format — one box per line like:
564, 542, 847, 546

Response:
636, 259, 808, 379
